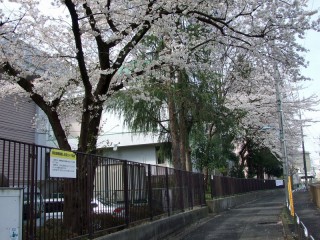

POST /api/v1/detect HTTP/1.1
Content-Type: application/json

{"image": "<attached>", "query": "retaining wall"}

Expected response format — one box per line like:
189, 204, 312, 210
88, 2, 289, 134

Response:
309, 183, 320, 208
94, 207, 209, 240
207, 189, 283, 213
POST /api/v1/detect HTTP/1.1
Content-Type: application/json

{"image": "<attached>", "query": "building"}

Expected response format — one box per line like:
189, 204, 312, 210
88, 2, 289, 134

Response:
33, 106, 170, 167
291, 151, 315, 186
0, 95, 37, 143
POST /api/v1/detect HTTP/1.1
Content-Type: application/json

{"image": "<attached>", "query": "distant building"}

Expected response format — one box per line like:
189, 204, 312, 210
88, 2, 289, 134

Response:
65, 112, 171, 167
292, 151, 311, 174
291, 151, 315, 185
0, 95, 37, 143
28, 104, 170, 167
0, 95, 171, 168
311, 158, 320, 180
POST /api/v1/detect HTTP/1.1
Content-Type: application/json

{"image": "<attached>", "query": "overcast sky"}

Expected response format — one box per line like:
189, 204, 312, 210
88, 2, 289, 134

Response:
298, 0, 320, 164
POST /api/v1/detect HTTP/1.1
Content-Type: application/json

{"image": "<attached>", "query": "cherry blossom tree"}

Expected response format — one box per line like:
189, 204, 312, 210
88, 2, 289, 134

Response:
0, 0, 318, 234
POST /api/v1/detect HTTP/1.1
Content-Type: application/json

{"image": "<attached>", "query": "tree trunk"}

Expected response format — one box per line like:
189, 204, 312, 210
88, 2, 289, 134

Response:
185, 147, 192, 172
177, 69, 193, 171
168, 93, 182, 170
63, 106, 102, 235
63, 154, 98, 236
178, 104, 187, 171
257, 166, 264, 179
203, 167, 209, 192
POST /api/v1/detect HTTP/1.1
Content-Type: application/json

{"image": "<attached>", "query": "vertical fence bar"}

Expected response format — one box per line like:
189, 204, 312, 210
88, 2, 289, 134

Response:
148, 164, 153, 221
202, 174, 205, 205
12, 142, 16, 186
165, 167, 170, 217
179, 170, 184, 212
28, 144, 36, 240
7, 141, 11, 186
88, 155, 94, 239
210, 177, 213, 199
123, 161, 129, 227
201, 173, 206, 206
188, 172, 193, 210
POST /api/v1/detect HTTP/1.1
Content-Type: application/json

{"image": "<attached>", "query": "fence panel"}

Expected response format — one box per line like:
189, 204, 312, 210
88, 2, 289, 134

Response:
0, 137, 205, 240
210, 175, 281, 198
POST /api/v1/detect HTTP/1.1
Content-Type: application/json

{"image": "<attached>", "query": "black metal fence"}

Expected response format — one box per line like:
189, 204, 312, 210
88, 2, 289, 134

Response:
0, 138, 205, 240
210, 175, 283, 198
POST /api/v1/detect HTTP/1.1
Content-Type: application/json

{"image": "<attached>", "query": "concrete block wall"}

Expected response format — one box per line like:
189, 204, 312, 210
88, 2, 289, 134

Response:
206, 189, 282, 213
94, 207, 209, 240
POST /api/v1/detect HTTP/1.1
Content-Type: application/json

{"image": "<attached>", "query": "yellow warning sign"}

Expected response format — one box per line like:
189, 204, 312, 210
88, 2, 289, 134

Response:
50, 149, 77, 178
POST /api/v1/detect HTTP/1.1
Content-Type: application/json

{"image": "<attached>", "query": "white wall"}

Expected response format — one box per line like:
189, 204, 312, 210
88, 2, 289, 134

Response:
102, 144, 158, 165
97, 112, 160, 148
38, 107, 169, 166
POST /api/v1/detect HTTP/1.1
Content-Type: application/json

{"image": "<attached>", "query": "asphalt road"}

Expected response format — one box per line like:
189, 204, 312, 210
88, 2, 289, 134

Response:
166, 192, 285, 240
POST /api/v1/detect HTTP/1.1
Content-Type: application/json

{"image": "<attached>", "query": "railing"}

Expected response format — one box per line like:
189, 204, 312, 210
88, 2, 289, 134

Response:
0, 138, 205, 240
210, 175, 283, 198
293, 213, 315, 240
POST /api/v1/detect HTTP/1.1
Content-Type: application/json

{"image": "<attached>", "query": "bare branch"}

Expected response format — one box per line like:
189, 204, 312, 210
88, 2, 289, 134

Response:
65, 0, 92, 98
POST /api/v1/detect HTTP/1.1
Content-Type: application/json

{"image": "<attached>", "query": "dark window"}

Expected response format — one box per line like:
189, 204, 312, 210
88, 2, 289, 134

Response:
155, 146, 165, 164
45, 201, 64, 213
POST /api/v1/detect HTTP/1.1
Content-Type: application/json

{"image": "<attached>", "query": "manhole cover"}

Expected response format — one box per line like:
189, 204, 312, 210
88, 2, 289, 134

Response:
258, 222, 278, 225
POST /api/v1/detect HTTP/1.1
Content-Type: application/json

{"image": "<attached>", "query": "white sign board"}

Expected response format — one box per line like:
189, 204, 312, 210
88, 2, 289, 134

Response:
275, 179, 284, 186
50, 149, 77, 178
0, 188, 23, 240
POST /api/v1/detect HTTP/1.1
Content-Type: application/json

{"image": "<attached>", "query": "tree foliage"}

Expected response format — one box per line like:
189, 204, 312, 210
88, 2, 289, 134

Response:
246, 142, 283, 179
0, 0, 318, 234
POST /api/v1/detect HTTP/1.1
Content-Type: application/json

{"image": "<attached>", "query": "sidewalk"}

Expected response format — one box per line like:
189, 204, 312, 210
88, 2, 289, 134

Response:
293, 188, 320, 239
165, 190, 285, 240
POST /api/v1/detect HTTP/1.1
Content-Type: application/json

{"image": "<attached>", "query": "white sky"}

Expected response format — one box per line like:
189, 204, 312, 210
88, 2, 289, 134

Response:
298, 0, 320, 165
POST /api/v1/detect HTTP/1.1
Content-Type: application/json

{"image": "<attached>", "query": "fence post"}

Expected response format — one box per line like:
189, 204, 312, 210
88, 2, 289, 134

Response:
188, 172, 193, 210
200, 173, 205, 206
123, 161, 130, 227
28, 144, 36, 240
88, 155, 94, 239
147, 164, 153, 221
165, 167, 170, 216
210, 176, 213, 199
179, 170, 184, 212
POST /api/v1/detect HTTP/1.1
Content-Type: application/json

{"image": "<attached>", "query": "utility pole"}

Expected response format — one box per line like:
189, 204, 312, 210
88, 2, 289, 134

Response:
274, 64, 289, 205
299, 112, 308, 189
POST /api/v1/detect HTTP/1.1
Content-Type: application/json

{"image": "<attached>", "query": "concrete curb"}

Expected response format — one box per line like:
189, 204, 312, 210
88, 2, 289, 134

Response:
94, 207, 209, 240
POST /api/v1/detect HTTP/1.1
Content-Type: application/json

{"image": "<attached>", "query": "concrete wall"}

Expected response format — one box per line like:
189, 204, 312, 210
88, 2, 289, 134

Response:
207, 189, 283, 213
94, 207, 209, 240
309, 183, 320, 208
102, 144, 158, 165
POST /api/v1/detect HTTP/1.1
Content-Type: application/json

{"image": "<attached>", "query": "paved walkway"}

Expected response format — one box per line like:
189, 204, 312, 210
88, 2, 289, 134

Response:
293, 188, 320, 239
166, 190, 285, 240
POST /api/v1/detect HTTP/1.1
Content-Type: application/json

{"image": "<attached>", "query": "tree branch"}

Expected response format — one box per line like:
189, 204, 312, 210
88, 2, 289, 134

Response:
106, 0, 119, 33
65, 0, 92, 98
0, 62, 71, 150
